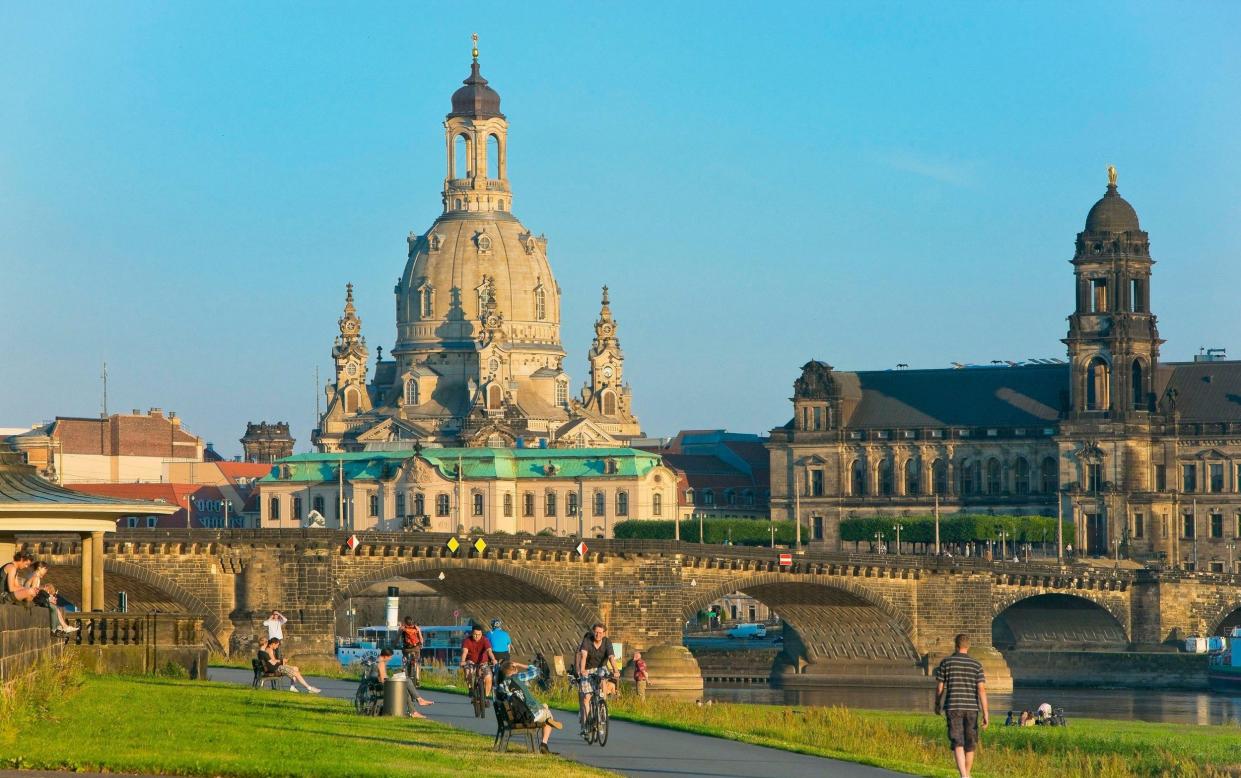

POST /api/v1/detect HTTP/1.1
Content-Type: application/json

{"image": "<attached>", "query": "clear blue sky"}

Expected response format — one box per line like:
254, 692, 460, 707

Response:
3, 2, 1239, 457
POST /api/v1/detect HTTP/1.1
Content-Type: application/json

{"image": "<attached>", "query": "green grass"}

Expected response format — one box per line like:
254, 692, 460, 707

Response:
0, 670, 606, 778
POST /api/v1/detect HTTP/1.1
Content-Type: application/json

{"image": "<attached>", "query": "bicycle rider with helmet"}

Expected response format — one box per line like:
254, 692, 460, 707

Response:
575, 622, 619, 732
487, 618, 512, 663
459, 623, 497, 699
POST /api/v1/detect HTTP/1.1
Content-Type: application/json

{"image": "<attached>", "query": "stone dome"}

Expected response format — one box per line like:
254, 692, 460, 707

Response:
1084, 184, 1140, 233
450, 61, 503, 119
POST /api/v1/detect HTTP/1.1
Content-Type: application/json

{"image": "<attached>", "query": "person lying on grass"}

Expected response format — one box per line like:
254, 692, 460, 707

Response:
376, 648, 431, 717
497, 659, 563, 755
264, 638, 321, 693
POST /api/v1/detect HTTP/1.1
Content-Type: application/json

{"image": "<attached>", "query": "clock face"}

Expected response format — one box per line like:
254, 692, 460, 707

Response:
347, 363, 357, 376
602, 324, 612, 335
602, 365, 614, 379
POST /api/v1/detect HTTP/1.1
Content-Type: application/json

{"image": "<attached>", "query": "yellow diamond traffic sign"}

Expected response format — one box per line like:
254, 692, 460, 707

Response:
446, 537, 460, 552
474, 538, 487, 553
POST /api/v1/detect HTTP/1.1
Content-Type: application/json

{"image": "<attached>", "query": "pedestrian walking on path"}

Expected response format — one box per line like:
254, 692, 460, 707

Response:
632, 651, 648, 700
933, 634, 989, 778
262, 610, 287, 641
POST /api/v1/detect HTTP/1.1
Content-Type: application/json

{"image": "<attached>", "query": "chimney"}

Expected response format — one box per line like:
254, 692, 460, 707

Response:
149, 408, 163, 418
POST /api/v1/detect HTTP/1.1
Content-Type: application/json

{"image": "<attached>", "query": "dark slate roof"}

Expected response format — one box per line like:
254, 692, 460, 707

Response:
0, 454, 140, 506
1159, 361, 1241, 421
1084, 184, 1141, 233
838, 364, 1068, 428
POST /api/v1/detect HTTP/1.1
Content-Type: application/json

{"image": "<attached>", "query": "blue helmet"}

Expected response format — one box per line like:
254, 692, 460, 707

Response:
491, 618, 502, 630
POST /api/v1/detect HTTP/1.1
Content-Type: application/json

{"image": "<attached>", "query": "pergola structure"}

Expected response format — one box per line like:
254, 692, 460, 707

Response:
0, 453, 177, 610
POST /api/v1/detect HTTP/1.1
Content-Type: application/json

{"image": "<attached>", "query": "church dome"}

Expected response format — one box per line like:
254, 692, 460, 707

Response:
1084, 183, 1140, 233
450, 61, 503, 119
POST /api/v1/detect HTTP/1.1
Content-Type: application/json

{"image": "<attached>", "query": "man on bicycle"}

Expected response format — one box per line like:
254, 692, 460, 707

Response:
575, 622, 618, 733
487, 618, 512, 663
459, 623, 497, 699
399, 616, 424, 684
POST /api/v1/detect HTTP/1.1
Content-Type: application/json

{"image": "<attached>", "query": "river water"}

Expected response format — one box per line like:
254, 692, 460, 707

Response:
703, 683, 1241, 726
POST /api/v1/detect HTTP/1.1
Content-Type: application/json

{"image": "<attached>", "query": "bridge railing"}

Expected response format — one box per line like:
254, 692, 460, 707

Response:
64, 611, 207, 678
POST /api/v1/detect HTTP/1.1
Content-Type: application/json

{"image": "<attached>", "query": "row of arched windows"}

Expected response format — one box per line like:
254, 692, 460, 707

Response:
1083, 356, 1148, 411
842, 456, 1059, 497
452, 132, 505, 180
687, 488, 761, 507
412, 283, 547, 321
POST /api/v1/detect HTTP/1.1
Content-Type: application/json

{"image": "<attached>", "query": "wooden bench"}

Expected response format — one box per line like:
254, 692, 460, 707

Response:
251, 658, 289, 690
492, 697, 541, 754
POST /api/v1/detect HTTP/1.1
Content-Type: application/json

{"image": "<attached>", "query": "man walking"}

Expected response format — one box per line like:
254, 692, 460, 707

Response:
262, 610, 287, 642
934, 633, 989, 778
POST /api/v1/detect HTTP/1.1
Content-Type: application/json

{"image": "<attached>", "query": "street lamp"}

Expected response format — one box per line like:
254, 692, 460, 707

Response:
998, 528, 1009, 561
874, 530, 885, 554
892, 523, 903, 556
1228, 542, 1236, 574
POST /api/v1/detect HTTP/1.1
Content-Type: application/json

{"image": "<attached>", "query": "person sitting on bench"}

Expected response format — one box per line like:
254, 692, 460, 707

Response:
497, 659, 562, 754
265, 638, 320, 693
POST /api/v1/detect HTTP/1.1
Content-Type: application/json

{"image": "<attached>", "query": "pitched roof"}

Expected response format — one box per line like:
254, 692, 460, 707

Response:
835, 364, 1067, 428
1159, 361, 1241, 421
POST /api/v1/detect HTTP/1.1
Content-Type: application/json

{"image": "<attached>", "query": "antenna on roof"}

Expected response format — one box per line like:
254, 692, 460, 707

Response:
100, 360, 108, 418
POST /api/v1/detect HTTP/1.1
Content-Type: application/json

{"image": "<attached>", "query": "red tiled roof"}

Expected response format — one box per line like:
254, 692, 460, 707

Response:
215, 462, 273, 480
67, 483, 225, 529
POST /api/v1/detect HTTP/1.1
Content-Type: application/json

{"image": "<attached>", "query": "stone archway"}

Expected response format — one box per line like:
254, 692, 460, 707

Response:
336, 558, 599, 660
991, 591, 1130, 649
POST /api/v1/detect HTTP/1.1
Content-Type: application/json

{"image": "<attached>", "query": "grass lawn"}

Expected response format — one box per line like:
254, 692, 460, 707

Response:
0, 673, 606, 778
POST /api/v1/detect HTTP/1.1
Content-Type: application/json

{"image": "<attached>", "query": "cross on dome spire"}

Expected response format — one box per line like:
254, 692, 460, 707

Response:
472, 32, 479, 61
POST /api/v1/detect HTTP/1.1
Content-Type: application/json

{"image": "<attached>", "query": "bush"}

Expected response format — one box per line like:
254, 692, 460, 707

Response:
157, 660, 190, 679
839, 514, 1072, 545
613, 518, 796, 546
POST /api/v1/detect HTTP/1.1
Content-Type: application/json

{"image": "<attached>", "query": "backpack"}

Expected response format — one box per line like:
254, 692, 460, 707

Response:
496, 679, 535, 726
399, 624, 421, 649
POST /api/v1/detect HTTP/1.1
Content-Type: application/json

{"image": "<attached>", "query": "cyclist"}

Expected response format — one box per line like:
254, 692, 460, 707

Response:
399, 616, 424, 685
575, 622, 619, 733
459, 623, 497, 699
487, 618, 512, 663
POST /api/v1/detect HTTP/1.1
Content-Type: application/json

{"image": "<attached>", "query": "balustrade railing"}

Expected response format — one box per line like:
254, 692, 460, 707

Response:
65, 612, 204, 648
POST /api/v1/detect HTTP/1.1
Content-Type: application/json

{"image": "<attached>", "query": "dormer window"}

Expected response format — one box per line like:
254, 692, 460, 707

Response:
428, 233, 443, 252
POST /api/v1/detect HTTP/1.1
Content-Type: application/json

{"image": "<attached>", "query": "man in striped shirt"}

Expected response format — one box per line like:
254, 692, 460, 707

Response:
934, 633, 990, 778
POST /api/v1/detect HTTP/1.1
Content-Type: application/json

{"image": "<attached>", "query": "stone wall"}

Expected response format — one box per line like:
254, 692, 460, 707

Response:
0, 605, 61, 683
1004, 650, 1207, 689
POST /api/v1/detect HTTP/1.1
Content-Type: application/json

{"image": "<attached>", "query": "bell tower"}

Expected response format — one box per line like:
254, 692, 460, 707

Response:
442, 34, 511, 216
329, 283, 371, 416
1063, 167, 1162, 419
578, 286, 639, 435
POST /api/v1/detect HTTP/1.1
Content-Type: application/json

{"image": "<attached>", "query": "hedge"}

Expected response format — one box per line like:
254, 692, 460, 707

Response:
613, 518, 797, 546
839, 514, 1072, 545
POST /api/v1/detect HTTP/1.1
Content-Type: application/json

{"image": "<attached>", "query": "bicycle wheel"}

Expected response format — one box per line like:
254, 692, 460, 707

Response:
595, 699, 609, 747
353, 684, 368, 714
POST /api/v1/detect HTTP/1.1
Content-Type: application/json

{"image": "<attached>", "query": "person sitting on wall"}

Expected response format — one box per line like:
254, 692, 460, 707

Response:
265, 638, 321, 694
33, 584, 78, 636
1, 551, 39, 605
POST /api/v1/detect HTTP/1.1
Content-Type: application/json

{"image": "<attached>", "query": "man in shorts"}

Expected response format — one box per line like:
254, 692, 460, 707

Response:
934, 633, 989, 778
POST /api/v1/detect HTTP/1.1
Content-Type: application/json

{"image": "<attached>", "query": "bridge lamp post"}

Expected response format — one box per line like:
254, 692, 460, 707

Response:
874, 530, 885, 554
892, 523, 903, 556
1227, 543, 1236, 574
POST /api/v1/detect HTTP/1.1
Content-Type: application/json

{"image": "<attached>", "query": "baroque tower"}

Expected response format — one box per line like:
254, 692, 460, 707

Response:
1063, 167, 1162, 419
574, 286, 642, 441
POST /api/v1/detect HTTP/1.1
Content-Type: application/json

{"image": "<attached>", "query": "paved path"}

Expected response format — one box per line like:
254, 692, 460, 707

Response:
211, 668, 912, 778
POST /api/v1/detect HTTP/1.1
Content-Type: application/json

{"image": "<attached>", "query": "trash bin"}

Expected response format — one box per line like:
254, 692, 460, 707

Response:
117, 591, 128, 613
382, 671, 407, 717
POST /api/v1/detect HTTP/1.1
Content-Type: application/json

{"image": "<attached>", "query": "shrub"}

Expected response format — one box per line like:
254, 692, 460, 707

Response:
839, 514, 1072, 545
157, 660, 190, 679
613, 518, 796, 546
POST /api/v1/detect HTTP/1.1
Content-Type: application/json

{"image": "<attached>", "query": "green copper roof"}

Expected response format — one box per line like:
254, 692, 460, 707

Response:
263, 447, 662, 484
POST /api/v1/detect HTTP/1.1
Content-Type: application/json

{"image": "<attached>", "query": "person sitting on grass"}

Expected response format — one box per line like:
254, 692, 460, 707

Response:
497, 659, 563, 755
34, 584, 78, 635
264, 638, 321, 694
1, 551, 39, 605
376, 648, 429, 717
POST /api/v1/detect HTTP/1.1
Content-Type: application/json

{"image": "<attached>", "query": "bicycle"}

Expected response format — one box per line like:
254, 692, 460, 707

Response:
573, 670, 612, 747
462, 661, 489, 719
353, 659, 383, 716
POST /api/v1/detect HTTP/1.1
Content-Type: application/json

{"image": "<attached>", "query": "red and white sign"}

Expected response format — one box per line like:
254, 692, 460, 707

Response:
576, 541, 589, 557
778, 553, 792, 567
346, 534, 360, 551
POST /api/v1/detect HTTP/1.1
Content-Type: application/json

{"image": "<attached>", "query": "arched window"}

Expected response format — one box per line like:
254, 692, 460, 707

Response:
368, 494, 379, 518
602, 390, 616, 416
454, 134, 469, 179
616, 491, 629, 516
555, 380, 568, 408
1086, 357, 1111, 411
413, 492, 425, 516
486, 134, 500, 179
487, 384, 502, 410
878, 459, 893, 496
436, 493, 450, 516
652, 493, 662, 516
904, 458, 920, 496
269, 496, 280, 521
420, 286, 434, 318
344, 388, 359, 413
932, 459, 948, 496
960, 459, 978, 495
545, 492, 557, 517
986, 458, 1002, 494
498, 199, 506, 211
743, 489, 755, 506
535, 287, 546, 320
567, 492, 579, 516
522, 492, 535, 517
1131, 359, 1145, 410
702, 488, 715, 506
1014, 458, 1031, 495
472, 493, 484, 517
404, 380, 418, 406
593, 491, 605, 516
850, 459, 866, 496
1041, 457, 1058, 493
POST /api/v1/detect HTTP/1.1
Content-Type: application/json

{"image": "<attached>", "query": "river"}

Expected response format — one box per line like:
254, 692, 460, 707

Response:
703, 683, 1241, 726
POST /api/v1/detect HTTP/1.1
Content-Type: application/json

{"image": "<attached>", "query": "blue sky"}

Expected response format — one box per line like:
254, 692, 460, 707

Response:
2, 2, 1239, 456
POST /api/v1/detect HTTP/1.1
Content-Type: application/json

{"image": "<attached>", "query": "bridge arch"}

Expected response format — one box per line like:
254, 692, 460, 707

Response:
335, 558, 599, 659
1206, 603, 1241, 637
685, 573, 920, 671
991, 592, 1129, 650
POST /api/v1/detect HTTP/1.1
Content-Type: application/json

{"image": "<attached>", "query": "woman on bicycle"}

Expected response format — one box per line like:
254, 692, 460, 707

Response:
575, 623, 618, 733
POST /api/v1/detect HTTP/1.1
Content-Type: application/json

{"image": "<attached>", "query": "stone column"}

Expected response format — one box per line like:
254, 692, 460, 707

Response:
91, 531, 105, 611
80, 533, 93, 613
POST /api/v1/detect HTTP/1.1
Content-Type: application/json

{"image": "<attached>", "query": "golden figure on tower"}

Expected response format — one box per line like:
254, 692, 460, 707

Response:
472, 33, 479, 61
1107, 164, 1117, 187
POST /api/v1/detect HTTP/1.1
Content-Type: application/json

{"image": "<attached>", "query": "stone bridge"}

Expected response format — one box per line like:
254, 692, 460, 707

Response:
23, 529, 1241, 691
